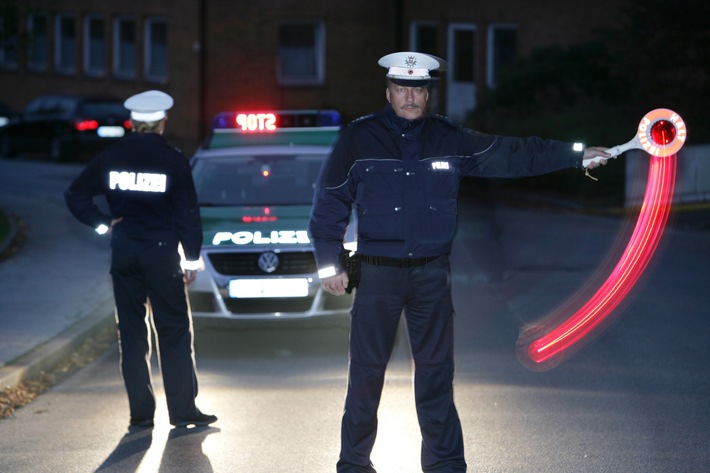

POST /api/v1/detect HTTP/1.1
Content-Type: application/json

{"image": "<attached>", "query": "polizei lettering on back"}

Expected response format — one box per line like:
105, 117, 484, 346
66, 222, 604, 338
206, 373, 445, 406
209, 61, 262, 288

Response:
109, 171, 167, 193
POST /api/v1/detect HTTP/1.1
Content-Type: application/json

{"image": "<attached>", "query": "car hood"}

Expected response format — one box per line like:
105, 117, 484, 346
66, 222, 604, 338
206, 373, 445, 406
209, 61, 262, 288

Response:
200, 204, 313, 249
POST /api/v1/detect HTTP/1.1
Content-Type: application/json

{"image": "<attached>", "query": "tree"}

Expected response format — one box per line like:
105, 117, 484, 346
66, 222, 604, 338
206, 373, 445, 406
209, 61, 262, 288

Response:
467, 0, 710, 205
470, 0, 710, 144
607, 0, 710, 143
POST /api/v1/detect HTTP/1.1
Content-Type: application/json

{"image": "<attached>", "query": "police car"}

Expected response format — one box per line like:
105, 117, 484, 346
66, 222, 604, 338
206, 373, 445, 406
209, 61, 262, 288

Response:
187, 110, 354, 324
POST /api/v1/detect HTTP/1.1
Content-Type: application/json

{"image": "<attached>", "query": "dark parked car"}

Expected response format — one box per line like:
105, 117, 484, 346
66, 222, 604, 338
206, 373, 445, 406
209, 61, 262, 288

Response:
0, 95, 131, 161
0, 101, 17, 129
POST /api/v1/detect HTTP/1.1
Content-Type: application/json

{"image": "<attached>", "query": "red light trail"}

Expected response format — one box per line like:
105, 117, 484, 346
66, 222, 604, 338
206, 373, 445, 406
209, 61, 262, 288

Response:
517, 109, 686, 370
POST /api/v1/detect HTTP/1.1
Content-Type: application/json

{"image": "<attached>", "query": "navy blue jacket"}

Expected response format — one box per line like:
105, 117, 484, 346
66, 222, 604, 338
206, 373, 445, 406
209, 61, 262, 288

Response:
64, 132, 203, 261
309, 107, 584, 274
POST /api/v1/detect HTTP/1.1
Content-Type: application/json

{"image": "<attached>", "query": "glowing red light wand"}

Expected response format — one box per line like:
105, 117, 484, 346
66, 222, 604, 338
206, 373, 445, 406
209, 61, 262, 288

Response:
517, 108, 687, 371
582, 108, 687, 166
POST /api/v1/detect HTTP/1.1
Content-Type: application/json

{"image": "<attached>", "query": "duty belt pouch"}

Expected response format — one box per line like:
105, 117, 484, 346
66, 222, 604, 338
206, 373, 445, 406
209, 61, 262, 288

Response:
339, 250, 361, 294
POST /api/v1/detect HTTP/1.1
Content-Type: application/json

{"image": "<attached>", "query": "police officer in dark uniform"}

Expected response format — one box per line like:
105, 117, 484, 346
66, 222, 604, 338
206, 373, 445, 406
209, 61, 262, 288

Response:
309, 52, 609, 472
64, 90, 217, 429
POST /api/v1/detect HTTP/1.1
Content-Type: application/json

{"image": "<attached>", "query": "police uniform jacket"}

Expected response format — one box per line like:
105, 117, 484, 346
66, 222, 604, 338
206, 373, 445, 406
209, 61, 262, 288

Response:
309, 106, 584, 274
64, 132, 202, 260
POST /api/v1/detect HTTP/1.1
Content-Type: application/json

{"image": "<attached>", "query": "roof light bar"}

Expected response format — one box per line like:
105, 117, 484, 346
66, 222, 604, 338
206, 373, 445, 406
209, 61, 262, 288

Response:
211, 110, 341, 131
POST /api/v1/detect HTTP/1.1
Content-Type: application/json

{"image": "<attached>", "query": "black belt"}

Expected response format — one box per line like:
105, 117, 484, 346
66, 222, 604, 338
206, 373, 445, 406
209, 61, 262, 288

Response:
360, 254, 440, 268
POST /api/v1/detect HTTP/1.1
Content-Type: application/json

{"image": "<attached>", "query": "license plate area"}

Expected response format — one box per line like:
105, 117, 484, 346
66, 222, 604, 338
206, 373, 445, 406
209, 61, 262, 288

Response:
228, 278, 308, 298
97, 126, 125, 138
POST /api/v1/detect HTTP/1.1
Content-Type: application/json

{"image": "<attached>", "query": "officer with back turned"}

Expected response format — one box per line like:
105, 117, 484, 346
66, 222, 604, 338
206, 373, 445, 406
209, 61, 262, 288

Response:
64, 90, 217, 429
309, 52, 609, 472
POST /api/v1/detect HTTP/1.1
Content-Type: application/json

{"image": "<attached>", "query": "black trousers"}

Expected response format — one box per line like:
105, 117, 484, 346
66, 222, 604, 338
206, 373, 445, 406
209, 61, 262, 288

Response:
110, 249, 199, 423
337, 256, 466, 473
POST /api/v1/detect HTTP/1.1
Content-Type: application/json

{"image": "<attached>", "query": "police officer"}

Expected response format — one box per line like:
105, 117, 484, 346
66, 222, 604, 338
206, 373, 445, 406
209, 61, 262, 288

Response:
309, 52, 609, 472
64, 90, 217, 429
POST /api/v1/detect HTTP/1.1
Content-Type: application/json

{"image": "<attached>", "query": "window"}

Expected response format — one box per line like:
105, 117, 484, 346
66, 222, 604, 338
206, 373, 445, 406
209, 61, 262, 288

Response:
410, 22, 438, 56
277, 21, 325, 86
0, 15, 19, 69
84, 15, 106, 76
144, 17, 168, 81
27, 14, 49, 71
446, 23, 477, 122
113, 17, 137, 78
487, 24, 517, 87
452, 29, 476, 83
55, 14, 77, 74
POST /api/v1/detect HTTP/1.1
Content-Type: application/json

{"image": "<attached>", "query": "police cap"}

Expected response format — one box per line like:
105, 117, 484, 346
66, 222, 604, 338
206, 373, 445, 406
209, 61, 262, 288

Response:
378, 51, 448, 87
124, 90, 174, 122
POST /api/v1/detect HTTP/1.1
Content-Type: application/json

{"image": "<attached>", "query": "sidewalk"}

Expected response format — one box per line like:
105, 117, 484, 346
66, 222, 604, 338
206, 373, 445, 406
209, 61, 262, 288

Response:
0, 170, 116, 390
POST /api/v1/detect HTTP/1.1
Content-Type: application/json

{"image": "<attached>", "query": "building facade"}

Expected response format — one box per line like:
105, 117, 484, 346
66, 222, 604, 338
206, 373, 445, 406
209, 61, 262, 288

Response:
0, 0, 628, 153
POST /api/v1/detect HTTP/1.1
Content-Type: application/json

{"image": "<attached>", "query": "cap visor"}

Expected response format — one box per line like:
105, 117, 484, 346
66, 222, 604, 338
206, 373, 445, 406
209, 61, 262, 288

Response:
388, 77, 431, 87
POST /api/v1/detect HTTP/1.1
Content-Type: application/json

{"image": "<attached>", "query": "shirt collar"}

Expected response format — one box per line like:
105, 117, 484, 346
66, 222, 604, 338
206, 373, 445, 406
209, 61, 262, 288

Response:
125, 132, 166, 144
384, 105, 426, 133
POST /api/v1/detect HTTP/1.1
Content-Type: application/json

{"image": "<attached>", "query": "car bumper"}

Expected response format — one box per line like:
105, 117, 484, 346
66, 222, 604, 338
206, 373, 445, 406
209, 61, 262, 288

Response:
187, 273, 353, 323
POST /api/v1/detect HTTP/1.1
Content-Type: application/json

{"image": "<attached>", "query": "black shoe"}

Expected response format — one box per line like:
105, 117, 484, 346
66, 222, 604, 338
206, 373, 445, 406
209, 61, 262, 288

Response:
171, 411, 217, 428
129, 418, 154, 428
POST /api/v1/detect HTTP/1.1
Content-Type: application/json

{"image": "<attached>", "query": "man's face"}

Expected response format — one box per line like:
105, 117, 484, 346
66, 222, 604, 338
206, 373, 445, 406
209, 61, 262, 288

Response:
386, 83, 429, 120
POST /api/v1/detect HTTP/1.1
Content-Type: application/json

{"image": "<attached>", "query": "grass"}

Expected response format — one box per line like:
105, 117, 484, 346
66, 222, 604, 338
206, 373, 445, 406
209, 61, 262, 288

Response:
0, 322, 116, 419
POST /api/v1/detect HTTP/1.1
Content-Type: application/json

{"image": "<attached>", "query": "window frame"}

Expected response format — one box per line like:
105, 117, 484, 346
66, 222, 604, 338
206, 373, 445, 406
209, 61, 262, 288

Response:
55, 13, 77, 74
449, 24, 477, 84
83, 14, 106, 77
27, 13, 49, 72
143, 16, 168, 82
0, 14, 19, 70
445, 22, 478, 121
277, 20, 325, 86
486, 23, 518, 88
113, 16, 137, 79
409, 21, 438, 56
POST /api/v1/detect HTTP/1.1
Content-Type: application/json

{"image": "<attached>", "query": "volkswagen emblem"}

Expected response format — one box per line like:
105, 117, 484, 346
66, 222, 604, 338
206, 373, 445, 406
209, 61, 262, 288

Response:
258, 251, 279, 273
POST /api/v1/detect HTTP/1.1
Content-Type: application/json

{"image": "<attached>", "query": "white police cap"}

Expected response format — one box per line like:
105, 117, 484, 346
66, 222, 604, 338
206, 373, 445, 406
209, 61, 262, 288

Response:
124, 90, 174, 122
378, 51, 448, 86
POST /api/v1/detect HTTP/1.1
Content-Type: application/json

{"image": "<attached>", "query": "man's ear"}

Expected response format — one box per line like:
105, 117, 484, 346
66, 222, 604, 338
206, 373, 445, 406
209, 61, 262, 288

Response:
385, 88, 391, 103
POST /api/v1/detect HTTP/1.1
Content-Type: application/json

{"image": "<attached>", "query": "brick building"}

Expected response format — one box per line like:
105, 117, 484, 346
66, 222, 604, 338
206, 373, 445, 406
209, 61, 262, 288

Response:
0, 0, 629, 153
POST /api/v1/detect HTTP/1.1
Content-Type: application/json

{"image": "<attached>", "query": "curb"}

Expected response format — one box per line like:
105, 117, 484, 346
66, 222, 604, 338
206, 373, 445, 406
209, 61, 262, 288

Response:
0, 300, 115, 390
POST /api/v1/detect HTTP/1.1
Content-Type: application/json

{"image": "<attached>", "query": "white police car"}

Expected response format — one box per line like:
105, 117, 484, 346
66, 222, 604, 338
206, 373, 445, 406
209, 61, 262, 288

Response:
187, 110, 354, 324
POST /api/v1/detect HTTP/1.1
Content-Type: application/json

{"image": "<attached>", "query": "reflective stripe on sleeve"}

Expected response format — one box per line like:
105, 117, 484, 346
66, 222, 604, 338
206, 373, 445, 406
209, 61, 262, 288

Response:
318, 266, 337, 279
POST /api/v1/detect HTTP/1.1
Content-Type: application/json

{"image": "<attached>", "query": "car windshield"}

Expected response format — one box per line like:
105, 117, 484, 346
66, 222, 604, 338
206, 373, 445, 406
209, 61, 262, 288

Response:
77, 100, 128, 118
23, 96, 127, 118
192, 152, 326, 206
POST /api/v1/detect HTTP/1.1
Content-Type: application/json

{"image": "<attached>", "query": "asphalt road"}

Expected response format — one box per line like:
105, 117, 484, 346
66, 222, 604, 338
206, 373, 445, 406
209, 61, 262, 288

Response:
0, 158, 708, 472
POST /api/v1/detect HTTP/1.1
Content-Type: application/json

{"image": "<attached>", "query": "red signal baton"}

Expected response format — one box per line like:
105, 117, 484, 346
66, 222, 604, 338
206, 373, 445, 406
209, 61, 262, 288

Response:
517, 108, 686, 371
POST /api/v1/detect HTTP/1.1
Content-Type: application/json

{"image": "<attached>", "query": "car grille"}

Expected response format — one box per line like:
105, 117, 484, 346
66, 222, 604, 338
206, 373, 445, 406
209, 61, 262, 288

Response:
223, 296, 315, 313
208, 251, 317, 276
